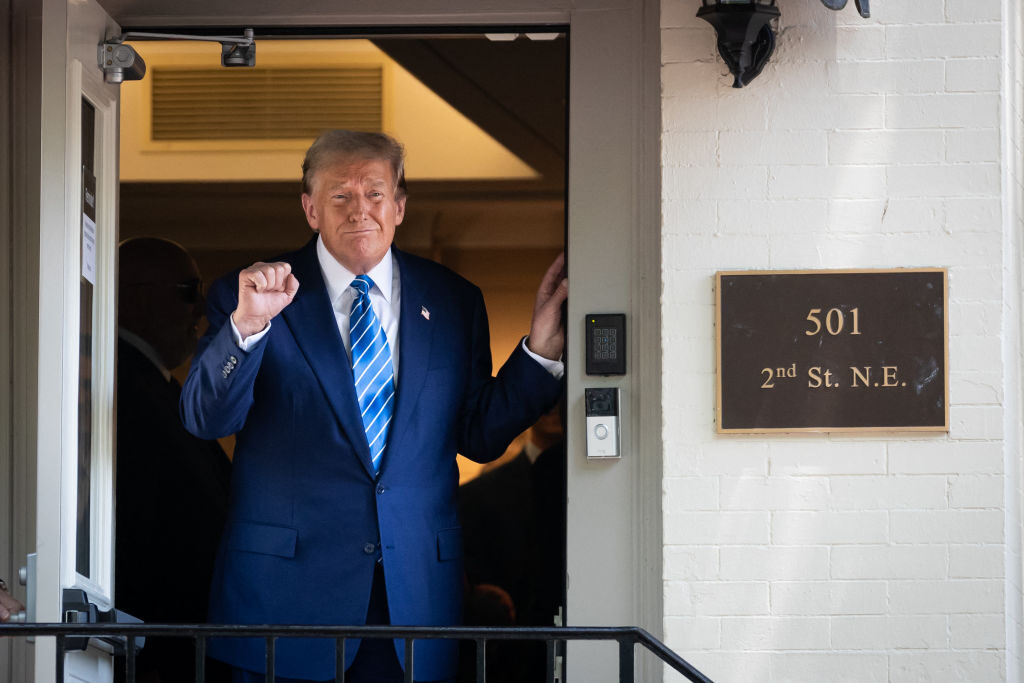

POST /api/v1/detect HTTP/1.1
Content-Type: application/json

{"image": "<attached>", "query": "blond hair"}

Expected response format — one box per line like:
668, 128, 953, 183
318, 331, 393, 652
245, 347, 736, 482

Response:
301, 130, 407, 198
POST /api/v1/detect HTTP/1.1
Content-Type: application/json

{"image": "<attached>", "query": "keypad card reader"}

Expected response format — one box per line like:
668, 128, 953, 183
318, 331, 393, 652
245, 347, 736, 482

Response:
585, 387, 620, 459
586, 313, 626, 375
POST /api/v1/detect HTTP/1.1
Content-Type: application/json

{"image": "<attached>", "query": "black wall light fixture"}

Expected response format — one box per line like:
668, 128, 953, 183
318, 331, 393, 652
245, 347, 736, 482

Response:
820, 0, 870, 18
697, 0, 781, 89
697, 0, 869, 88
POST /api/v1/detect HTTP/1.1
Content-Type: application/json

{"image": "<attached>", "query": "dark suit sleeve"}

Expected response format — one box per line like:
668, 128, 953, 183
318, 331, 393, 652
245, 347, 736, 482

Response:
456, 287, 562, 462
180, 273, 269, 439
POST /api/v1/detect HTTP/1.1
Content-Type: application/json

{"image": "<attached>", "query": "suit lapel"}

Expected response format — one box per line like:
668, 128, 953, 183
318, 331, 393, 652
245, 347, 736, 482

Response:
385, 249, 434, 465
281, 239, 377, 478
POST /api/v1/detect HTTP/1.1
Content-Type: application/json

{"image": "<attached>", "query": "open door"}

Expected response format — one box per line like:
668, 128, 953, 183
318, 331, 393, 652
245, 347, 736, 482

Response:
31, 0, 122, 680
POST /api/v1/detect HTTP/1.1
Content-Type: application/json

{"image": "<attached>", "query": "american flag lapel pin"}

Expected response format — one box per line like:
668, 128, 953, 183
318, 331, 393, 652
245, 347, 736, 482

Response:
421, 305, 430, 321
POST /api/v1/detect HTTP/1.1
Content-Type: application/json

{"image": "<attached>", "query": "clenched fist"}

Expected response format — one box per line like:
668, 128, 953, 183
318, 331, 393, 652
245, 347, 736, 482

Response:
232, 262, 300, 339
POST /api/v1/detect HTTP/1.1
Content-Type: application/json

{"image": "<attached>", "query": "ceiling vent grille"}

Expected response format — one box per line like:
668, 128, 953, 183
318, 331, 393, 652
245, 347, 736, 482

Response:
150, 66, 383, 140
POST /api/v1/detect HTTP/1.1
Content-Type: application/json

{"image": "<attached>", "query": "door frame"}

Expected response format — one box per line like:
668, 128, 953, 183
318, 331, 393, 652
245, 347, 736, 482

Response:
10, 0, 122, 679
11, 1, 663, 681
0, 0, 19, 674
6, 0, 47, 679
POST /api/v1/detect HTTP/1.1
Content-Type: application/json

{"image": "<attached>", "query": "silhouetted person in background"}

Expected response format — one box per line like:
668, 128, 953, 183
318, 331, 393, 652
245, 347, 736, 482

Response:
116, 237, 231, 683
458, 405, 566, 681
456, 584, 518, 683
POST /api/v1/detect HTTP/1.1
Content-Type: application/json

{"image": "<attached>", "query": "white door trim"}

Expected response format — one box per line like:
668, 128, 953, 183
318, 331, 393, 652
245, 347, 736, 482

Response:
61, 55, 119, 607
32, 0, 121, 679
7, 0, 46, 678
0, 0, 18, 674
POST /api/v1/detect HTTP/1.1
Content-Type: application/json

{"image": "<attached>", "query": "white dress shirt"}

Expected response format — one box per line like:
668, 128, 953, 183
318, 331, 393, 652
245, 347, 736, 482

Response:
230, 235, 564, 380
316, 236, 401, 376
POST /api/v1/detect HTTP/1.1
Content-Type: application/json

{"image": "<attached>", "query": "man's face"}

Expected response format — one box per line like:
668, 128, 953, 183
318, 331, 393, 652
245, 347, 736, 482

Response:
301, 157, 406, 274
165, 260, 205, 368
120, 246, 204, 371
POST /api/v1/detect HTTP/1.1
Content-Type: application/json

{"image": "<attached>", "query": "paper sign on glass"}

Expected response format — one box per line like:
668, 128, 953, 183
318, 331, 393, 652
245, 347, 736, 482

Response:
82, 214, 96, 285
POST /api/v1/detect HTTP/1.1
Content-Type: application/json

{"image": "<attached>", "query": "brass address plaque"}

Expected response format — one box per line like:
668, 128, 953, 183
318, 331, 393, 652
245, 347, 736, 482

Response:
716, 269, 948, 433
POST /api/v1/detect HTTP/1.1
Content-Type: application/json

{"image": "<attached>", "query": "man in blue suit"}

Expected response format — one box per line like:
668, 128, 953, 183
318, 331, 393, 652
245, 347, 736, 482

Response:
181, 130, 566, 683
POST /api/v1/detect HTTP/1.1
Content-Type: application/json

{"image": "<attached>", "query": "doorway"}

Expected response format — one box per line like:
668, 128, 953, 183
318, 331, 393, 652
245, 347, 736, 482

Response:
12, 3, 661, 679
116, 30, 568, 681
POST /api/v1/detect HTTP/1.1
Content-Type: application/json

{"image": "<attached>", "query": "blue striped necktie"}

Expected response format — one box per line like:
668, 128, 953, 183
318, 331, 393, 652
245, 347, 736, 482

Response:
349, 275, 395, 473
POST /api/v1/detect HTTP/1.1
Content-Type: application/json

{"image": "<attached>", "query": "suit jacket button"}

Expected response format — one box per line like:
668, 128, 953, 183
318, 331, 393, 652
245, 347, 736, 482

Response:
377, 485, 385, 495
363, 543, 376, 554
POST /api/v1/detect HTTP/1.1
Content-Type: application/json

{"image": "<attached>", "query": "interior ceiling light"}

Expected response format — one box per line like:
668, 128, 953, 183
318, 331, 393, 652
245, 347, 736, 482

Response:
484, 32, 564, 42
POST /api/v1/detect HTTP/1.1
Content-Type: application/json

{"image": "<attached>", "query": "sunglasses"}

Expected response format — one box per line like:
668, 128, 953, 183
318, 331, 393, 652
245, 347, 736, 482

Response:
127, 278, 204, 304
173, 278, 204, 304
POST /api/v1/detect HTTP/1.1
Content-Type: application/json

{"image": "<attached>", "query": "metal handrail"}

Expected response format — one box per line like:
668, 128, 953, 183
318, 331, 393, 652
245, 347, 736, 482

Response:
0, 622, 715, 683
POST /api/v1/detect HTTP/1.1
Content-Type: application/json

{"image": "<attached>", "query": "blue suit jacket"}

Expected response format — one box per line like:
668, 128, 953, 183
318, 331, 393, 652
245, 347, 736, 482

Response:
181, 238, 560, 680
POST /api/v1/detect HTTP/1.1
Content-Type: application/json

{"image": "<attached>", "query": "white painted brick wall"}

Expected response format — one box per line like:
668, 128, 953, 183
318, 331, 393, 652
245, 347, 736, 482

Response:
951, 614, 1006, 648
770, 580, 887, 615
660, 0, 1013, 680
889, 652, 1004, 681
831, 614, 949, 649
1004, 1, 1024, 680
830, 545, 948, 579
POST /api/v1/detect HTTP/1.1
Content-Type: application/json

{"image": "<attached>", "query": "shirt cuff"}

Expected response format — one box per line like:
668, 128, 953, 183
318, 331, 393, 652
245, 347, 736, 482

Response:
230, 315, 271, 351
522, 337, 564, 380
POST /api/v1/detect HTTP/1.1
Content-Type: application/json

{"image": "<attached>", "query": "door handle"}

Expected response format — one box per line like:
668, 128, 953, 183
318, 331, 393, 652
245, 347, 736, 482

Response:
10, 553, 36, 640
18, 552, 36, 625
